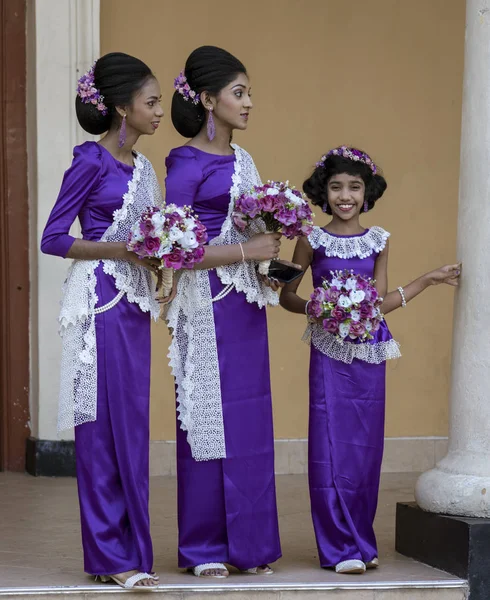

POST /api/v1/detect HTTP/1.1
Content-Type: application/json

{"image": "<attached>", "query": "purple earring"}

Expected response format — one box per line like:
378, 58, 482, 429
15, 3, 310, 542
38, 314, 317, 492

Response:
118, 114, 127, 148
207, 109, 215, 141
364, 200, 369, 213
322, 203, 328, 213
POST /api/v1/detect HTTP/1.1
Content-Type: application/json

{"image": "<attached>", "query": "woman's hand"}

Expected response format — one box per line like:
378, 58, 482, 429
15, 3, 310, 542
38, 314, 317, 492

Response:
157, 270, 178, 305
424, 263, 461, 287
243, 232, 281, 261
259, 274, 283, 291
125, 249, 161, 274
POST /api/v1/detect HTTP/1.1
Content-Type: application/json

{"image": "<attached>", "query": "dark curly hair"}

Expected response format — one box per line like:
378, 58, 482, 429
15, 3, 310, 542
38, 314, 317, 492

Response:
171, 46, 247, 138
303, 150, 387, 214
75, 52, 154, 135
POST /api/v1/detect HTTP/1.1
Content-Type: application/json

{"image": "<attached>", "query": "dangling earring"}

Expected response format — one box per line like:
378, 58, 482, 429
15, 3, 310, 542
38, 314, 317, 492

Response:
207, 108, 215, 141
364, 199, 369, 213
322, 203, 328, 213
118, 114, 127, 148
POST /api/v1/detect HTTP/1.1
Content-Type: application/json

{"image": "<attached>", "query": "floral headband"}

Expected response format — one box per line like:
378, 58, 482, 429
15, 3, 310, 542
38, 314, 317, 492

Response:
174, 70, 200, 105
76, 61, 108, 115
316, 146, 377, 174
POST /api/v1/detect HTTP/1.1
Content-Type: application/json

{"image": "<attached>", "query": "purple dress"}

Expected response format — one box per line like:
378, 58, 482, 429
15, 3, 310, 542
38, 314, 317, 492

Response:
307, 227, 398, 567
165, 146, 281, 570
41, 141, 153, 575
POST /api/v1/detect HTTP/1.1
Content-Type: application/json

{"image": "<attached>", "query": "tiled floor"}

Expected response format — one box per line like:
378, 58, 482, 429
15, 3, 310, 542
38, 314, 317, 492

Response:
0, 472, 465, 597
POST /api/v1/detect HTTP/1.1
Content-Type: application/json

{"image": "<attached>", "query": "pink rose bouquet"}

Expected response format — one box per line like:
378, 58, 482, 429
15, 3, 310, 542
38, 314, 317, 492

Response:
127, 204, 207, 295
232, 180, 314, 275
307, 270, 384, 342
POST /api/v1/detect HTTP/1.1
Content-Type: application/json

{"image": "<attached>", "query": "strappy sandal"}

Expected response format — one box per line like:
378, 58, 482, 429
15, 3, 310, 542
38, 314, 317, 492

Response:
242, 564, 274, 575
98, 572, 157, 589
191, 563, 229, 578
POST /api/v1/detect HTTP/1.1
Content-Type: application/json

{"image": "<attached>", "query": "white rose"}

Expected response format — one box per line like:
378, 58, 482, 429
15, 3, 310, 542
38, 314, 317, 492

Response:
350, 310, 361, 322
338, 295, 352, 308
155, 240, 172, 258
151, 212, 165, 229
365, 321, 373, 332
180, 230, 198, 250
331, 278, 343, 289
169, 227, 184, 242
266, 188, 280, 196
350, 290, 366, 303
339, 322, 350, 338
131, 229, 145, 243
344, 277, 357, 291
184, 217, 196, 230
285, 189, 301, 206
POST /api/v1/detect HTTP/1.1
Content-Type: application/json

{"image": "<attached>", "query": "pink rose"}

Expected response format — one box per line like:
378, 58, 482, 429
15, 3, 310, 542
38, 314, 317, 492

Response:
143, 236, 161, 256
164, 248, 185, 270
233, 212, 248, 231
331, 305, 346, 321
322, 318, 339, 334
349, 321, 366, 339
308, 300, 323, 318
239, 195, 261, 219
140, 220, 155, 236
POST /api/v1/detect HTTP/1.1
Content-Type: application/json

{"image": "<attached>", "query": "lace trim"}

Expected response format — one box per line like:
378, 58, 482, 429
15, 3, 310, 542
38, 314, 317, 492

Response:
166, 144, 277, 461
304, 323, 401, 364
57, 152, 162, 432
308, 225, 390, 259
212, 144, 279, 308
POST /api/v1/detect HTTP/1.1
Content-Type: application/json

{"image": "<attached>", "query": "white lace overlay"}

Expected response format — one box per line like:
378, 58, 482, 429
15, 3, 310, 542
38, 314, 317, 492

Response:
308, 225, 390, 259
304, 324, 401, 364
165, 144, 278, 461
57, 153, 162, 432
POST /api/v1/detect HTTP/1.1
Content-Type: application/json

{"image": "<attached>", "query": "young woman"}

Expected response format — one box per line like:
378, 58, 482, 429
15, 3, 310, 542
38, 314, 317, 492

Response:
164, 46, 282, 578
41, 52, 167, 590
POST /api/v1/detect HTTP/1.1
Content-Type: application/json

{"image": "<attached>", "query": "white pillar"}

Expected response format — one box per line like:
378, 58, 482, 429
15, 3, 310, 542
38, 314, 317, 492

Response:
415, 0, 490, 517
28, 0, 100, 441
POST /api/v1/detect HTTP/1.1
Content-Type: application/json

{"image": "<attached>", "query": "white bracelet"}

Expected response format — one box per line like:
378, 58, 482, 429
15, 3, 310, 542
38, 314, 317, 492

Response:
239, 243, 246, 263
305, 300, 311, 316
397, 286, 407, 308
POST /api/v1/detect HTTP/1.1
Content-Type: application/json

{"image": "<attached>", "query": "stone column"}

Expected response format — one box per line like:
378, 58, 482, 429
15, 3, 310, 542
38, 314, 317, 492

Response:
27, 0, 99, 474
414, 0, 490, 518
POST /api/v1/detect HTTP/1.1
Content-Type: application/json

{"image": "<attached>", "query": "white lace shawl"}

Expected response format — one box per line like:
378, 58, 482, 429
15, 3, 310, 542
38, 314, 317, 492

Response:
304, 225, 401, 364
165, 144, 279, 461
57, 152, 162, 432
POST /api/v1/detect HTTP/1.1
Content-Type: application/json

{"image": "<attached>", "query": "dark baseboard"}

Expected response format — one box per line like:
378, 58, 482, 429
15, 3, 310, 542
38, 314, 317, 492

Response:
396, 501, 490, 600
25, 436, 76, 477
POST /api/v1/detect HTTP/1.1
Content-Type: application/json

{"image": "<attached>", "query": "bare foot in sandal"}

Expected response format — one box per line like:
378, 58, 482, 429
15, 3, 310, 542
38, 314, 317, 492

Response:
191, 563, 229, 578
99, 570, 158, 589
243, 564, 274, 575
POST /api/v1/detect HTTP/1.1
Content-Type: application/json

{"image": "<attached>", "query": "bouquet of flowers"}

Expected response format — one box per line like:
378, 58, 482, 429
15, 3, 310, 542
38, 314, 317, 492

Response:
232, 180, 314, 275
127, 204, 207, 296
307, 270, 384, 342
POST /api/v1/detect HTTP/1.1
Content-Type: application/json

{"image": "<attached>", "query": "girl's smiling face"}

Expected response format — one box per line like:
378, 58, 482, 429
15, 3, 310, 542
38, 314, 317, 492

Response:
326, 173, 365, 221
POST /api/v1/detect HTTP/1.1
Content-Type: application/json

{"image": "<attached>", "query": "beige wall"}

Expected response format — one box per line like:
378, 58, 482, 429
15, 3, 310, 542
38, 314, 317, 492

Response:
101, 0, 464, 441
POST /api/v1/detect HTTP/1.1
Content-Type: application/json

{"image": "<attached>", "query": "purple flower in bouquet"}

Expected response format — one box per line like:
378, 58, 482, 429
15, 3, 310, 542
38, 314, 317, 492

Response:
127, 203, 208, 295
306, 269, 384, 343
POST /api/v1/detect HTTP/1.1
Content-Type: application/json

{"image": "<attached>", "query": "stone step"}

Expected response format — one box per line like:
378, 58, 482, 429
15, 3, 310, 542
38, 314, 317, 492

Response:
0, 579, 468, 600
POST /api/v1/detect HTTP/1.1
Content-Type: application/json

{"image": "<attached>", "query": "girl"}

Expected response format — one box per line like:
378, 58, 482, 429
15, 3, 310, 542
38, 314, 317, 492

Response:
280, 146, 459, 574
41, 53, 167, 589
164, 46, 282, 578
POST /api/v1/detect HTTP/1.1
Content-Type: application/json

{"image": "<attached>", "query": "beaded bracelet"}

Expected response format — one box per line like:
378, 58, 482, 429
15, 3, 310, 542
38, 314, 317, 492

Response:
397, 286, 407, 308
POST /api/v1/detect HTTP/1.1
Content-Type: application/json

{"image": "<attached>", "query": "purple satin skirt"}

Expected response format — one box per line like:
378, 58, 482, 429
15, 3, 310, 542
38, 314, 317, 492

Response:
176, 270, 282, 570
74, 265, 153, 575
308, 345, 385, 567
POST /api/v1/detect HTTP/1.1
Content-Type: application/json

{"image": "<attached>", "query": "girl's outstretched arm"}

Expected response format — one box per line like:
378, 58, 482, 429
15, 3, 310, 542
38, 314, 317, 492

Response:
381, 264, 460, 315
279, 236, 314, 314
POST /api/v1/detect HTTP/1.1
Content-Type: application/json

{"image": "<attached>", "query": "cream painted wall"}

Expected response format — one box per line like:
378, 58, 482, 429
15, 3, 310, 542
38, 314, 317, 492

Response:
100, 0, 465, 441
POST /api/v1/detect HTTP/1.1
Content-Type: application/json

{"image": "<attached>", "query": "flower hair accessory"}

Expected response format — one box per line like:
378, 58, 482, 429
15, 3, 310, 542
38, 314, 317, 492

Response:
174, 70, 200, 105
316, 146, 377, 174
76, 61, 108, 116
